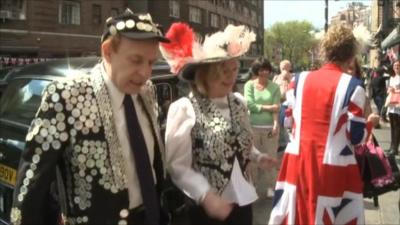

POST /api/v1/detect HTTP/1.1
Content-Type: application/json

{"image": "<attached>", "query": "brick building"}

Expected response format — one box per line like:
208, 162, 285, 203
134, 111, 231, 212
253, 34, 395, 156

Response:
130, 0, 264, 58
330, 2, 371, 29
370, 0, 400, 67
0, 0, 127, 66
0, 0, 264, 68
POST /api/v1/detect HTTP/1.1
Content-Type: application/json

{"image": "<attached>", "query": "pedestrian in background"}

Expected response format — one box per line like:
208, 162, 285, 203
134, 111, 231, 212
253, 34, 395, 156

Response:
386, 59, 400, 156
11, 9, 169, 225
273, 60, 293, 154
244, 57, 281, 199
348, 58, 374, 117
273, 60, 293, 102
161, 22, 278, 225
370, 66, 388, 127
269, 24, 379, 225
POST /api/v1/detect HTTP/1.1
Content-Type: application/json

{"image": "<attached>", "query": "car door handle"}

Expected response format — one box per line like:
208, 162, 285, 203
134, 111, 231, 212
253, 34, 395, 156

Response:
0, 152, 5, 161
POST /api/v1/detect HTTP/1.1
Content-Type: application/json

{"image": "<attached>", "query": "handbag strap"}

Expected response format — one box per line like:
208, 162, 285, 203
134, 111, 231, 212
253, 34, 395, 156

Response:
371, 134, 379, 147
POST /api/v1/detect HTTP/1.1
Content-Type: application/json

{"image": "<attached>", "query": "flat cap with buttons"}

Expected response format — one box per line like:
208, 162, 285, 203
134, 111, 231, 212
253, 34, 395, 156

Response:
101, 8, 170, 43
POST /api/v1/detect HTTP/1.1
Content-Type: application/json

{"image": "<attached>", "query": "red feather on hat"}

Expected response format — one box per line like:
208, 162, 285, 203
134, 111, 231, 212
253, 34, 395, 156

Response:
160, 22, 194, 59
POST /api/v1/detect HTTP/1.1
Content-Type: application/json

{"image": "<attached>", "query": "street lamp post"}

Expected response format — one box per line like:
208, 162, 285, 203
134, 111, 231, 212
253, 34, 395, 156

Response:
325, 0, 329, 32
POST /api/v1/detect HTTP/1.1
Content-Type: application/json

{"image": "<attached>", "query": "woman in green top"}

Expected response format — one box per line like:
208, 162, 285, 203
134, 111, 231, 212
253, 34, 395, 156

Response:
244, 57, 281, 199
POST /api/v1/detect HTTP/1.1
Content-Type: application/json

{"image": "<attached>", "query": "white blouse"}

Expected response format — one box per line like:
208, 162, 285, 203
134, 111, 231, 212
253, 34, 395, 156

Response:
165, 93, 260, 206
388, 75, 400, 115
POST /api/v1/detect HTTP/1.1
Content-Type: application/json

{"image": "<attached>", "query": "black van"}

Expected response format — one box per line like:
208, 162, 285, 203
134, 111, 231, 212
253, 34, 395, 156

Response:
0, 57, 188, 224
0, 56, 249, 224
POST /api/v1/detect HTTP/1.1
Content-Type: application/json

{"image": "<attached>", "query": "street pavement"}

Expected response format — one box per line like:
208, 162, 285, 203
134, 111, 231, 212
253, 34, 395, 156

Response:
252, 124, 400, 225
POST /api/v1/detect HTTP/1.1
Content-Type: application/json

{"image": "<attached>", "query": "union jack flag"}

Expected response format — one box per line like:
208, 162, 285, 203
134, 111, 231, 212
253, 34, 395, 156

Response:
269, 64, 372, 225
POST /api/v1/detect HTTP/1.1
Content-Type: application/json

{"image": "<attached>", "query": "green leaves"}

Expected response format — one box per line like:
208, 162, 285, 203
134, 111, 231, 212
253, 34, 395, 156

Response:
264, 21, 318, 71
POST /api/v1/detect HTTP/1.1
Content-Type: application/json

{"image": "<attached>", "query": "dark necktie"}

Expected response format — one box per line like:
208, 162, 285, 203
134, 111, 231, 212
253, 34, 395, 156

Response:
123, 94, 160, 225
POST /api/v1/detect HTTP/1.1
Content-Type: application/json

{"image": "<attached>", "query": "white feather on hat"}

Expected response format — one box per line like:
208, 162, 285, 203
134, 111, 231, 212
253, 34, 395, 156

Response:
160, 23, 256, 78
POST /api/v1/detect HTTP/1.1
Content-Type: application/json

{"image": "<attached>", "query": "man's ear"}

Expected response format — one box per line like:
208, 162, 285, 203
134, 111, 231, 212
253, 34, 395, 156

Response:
101, 40, 112, 63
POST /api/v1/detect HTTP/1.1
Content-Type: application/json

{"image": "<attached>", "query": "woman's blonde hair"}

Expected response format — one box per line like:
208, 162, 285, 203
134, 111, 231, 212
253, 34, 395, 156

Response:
191, 62, 224, 96
320, 25, 358, 64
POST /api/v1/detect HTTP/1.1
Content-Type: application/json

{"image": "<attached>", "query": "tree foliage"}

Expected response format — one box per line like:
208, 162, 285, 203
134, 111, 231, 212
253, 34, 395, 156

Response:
264, 20, 318, 71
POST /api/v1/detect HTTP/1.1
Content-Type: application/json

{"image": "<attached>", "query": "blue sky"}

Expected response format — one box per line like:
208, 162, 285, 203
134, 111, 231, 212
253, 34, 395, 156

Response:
264, 0, 372, 29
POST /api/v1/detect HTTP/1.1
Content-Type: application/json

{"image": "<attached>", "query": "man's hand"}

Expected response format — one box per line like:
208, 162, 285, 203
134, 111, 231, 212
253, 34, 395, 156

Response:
258, 154, 279, 170
201, 191, 233, 221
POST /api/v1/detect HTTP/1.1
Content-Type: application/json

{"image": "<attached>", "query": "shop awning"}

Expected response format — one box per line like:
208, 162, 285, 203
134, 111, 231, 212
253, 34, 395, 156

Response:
381, 27, 400, 49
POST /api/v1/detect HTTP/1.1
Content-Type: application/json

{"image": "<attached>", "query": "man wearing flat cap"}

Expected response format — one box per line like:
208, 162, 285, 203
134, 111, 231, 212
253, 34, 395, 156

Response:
11, 9, 169, 225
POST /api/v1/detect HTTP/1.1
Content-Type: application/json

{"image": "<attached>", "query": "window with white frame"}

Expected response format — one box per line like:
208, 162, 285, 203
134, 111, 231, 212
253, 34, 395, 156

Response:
244, 7, 249, 17
110, 8, 119, 17
92, 4, 101, 24
0, 0, 27, 20
210, 13, 219, 28
229, 0, 235, 11
251, 10, 256, 22
220, 16, 227, 28
169, 0, 180, 18
59, 0, 80, 25
189, 6, 201, 24
195, 32, 203, 42
251, 44, 256, 55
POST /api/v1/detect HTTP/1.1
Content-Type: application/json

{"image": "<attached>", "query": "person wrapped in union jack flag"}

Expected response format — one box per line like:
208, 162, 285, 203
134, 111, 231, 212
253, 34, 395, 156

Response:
268, 24, 380, 225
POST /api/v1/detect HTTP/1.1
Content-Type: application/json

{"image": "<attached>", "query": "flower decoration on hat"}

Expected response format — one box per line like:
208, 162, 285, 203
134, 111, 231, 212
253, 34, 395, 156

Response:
160, 22, 256, 75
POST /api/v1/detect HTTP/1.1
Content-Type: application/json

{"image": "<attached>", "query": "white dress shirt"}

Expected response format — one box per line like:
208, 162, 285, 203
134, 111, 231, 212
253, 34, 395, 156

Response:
165, 93, 259, 206
388, 75, 400, 115
101, 65, 155, 209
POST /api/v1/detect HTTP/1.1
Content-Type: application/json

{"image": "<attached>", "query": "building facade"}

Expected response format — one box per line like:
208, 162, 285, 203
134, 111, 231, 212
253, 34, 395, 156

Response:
0, 0, 264, 68
131, 0, 264, 65
370, 0, 400, 67
330, 2, 371, 29
0, 0, 127, 67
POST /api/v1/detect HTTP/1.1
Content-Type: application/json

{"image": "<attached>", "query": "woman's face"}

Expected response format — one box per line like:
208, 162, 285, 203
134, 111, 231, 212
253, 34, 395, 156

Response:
394, 61, 400, 75
257, 67, 271, 80
347, 59, 356, 76
207, 59, 239, 98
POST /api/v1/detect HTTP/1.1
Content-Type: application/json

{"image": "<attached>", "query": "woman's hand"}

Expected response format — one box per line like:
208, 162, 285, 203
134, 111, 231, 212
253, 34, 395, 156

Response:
271, 124, 279, 137
367, 113, 380, 127
262, 104, 279, 113
258, 154, 279, 170
201, 191, 233, 221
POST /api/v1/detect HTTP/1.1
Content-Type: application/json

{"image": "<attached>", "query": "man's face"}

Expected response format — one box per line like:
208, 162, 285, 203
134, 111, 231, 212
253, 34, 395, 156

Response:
107, 37, 159, 94
282, 63, 291, 72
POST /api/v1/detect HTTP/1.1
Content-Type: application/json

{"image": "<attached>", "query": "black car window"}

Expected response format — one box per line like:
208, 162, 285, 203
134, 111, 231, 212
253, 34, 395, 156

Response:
176, 80, 190, 99
0, 79, 50, 126
155, 83, 173, 124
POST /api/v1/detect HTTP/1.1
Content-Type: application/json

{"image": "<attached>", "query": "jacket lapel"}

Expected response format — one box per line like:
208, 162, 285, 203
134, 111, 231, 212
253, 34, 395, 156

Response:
90, 63, 128, 191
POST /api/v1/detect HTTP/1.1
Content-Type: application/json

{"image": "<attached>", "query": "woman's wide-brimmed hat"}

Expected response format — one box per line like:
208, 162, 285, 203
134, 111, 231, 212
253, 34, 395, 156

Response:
160, 23, 256, 80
